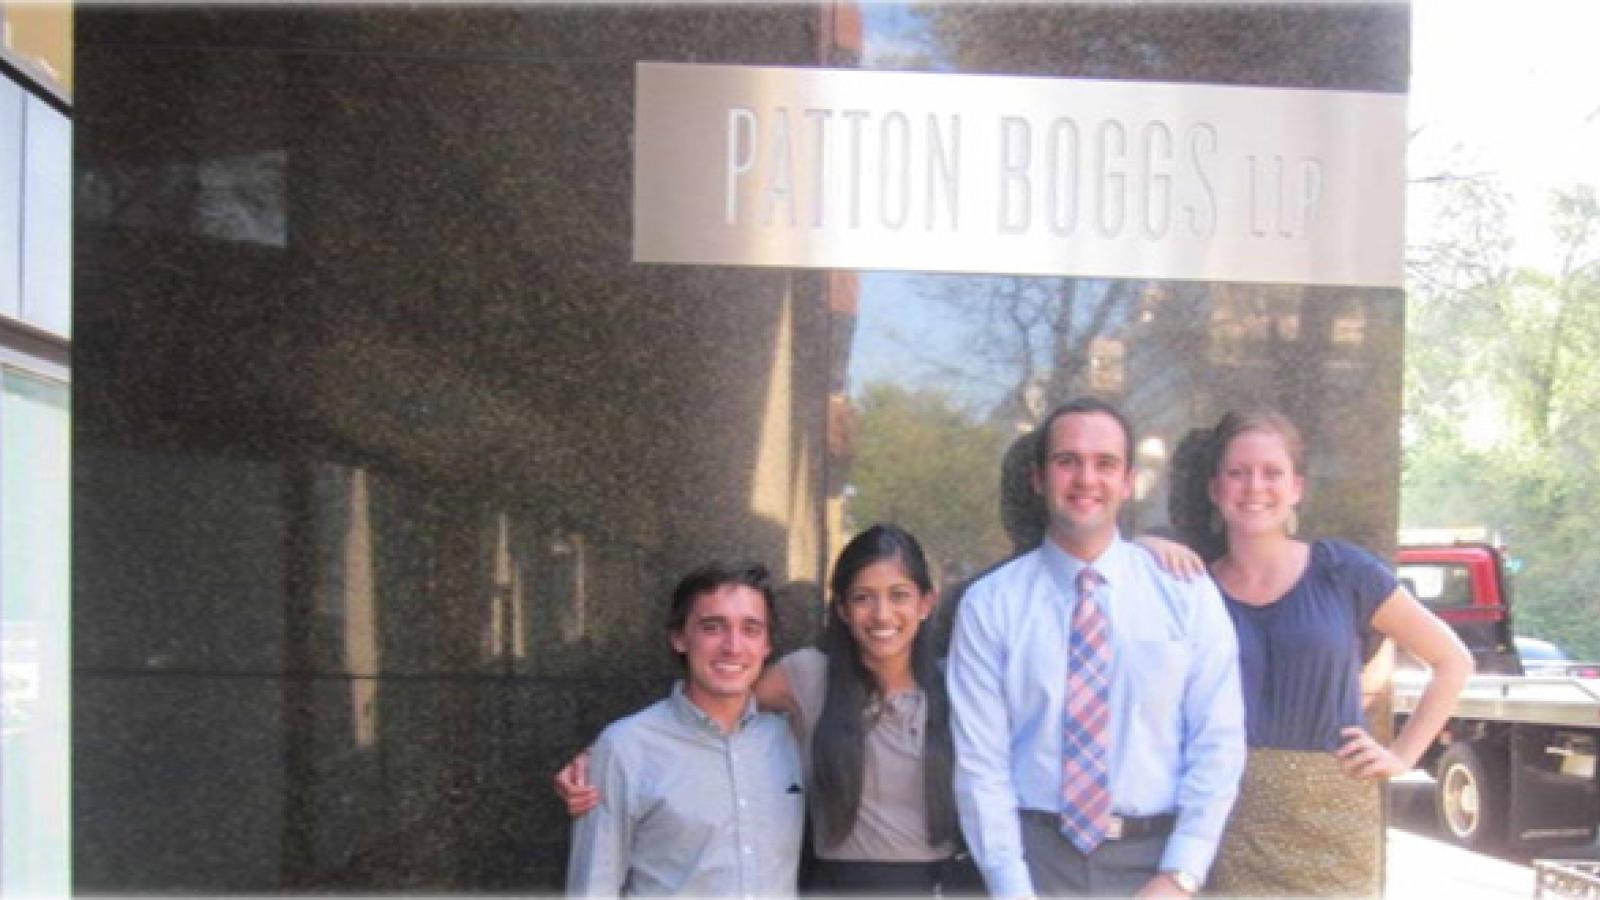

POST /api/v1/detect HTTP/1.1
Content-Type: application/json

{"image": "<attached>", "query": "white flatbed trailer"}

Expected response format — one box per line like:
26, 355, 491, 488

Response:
1394, 669, 1600, 850
1396, 670, 1600, 729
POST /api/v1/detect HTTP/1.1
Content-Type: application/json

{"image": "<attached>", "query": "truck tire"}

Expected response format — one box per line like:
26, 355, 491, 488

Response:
1435, 741, 1507, 851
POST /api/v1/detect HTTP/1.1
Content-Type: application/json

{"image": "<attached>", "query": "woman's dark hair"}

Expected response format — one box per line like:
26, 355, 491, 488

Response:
1168, 427, 1227, 562
811, 524, 957, 849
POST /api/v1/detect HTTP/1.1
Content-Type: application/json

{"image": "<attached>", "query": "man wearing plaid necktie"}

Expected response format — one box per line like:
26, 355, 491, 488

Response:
948, 398, 1245, 897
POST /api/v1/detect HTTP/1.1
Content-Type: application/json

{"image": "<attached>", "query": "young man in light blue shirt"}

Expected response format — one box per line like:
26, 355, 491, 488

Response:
948, 397, 1245, 898
566, 562, 804, 897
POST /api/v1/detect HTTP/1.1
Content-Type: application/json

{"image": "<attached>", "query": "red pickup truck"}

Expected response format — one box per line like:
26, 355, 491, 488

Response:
1393, 542, 1600, 851
1396, 543, 1521, 675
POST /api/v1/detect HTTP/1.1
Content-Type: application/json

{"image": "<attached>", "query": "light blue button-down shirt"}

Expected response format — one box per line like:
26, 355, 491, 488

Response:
566, 681, 805, 897
948, 536, 1245, 898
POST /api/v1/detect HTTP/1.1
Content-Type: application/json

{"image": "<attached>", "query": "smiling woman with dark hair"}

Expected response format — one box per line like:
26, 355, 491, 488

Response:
774, 523, 964, 894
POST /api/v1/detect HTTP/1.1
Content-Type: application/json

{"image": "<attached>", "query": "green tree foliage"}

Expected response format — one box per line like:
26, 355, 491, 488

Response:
1405, 181, 1600, 656
846, 382, 1014, 584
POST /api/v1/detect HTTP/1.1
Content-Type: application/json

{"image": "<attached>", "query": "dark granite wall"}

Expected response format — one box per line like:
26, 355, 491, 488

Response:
73, 3, 1407, 894
74, 6, 834, 892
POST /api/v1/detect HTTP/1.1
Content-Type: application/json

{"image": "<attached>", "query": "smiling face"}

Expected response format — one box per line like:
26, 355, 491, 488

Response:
669, 584, 771, 711
1032, 411, 1135, 559
1209, 428, 1305, 538
837, 557, 935, 669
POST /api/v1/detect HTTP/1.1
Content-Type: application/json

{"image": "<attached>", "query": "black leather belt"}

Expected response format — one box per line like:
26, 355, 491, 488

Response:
1020, 809, 1177, 841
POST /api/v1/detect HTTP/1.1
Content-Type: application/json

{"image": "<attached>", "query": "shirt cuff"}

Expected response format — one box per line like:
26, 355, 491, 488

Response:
1159, 831, 1219, 883
979, 859, 1035, 899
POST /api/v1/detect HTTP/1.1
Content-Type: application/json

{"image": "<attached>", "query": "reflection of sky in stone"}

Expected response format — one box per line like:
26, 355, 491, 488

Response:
846, 4, 970, 407
847, 271, 983, 404
846, 270, 1124, 415
859, 2, 951, 71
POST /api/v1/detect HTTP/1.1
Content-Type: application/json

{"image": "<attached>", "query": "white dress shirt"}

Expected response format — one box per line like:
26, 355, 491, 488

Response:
947, 535, 1245, 898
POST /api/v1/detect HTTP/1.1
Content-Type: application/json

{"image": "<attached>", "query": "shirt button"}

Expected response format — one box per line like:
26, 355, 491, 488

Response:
743, 846, 753, 855
738, 799, 748, 808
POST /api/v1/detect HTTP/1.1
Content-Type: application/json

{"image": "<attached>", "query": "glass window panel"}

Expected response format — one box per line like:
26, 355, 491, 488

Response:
0, 367, 71, 897
1396, 563, 1475, 611
21, 95, 70, 338
0, 79, 22, 320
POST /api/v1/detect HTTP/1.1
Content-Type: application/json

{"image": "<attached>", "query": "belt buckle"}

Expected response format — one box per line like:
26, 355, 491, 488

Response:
1105, 815, 1124, 840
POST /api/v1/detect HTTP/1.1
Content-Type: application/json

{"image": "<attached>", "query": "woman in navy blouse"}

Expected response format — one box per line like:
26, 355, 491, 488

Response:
1184, 408, 1472, 896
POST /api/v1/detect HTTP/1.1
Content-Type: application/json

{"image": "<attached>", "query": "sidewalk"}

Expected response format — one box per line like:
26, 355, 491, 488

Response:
1387, 828, 1533, 899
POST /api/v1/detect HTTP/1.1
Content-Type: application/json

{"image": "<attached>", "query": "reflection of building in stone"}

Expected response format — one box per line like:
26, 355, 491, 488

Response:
823, 271, 860, 574
749, 281, 827, 583
1207, 290, 1303, 367
1087, 336, 1125, 394
1123, 283, 1403, 554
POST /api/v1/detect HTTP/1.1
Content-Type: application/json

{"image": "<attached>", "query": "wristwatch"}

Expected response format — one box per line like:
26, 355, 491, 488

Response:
1165, 870, 1201, 894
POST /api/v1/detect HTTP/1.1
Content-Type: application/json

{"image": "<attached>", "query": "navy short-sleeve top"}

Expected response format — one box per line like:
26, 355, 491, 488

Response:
1222, 539, 1397, 752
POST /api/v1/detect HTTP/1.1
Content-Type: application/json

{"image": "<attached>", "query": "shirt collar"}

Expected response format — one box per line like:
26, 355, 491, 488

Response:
1039, 532, 1132, 599
667, 679, 761, 735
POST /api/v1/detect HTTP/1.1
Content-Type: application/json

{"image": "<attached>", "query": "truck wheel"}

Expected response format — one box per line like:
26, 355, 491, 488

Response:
1436, 741, 1506, 850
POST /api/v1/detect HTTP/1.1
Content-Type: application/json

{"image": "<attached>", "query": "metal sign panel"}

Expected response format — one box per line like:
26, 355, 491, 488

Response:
633, 62, 1405, 288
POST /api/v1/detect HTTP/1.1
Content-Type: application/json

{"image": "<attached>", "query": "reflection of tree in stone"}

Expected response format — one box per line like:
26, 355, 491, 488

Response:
915, 276, 1133, 430
841, 2, 1410, 563
80, 151, 289, 247
918, 3, 1407, 91
842, 276, 1131, 583
845, 382, 1011, 583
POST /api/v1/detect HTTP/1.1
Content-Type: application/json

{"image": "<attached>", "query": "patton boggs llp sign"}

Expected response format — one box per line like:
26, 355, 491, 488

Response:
633, 62, 1405, 288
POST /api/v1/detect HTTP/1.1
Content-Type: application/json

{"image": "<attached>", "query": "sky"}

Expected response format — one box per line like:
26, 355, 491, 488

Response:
1409, 0, 1600, 269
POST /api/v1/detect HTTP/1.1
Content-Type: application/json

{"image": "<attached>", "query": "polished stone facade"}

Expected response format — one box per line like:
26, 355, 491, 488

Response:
73, 3, 1407, 892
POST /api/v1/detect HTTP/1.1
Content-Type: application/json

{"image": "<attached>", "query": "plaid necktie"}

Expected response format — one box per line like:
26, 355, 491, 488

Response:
1060, 565, 1112, 852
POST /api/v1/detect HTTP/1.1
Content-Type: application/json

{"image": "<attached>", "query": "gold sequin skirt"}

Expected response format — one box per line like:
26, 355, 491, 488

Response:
1206, 747, 1382, 897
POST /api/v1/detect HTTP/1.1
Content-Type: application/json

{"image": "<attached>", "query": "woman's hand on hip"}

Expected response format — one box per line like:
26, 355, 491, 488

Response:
1335, 726, 1410, 781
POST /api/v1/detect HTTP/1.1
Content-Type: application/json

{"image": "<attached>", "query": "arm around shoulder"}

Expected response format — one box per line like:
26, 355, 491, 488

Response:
565, 729, 634, 897
754, 653, 802, 721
